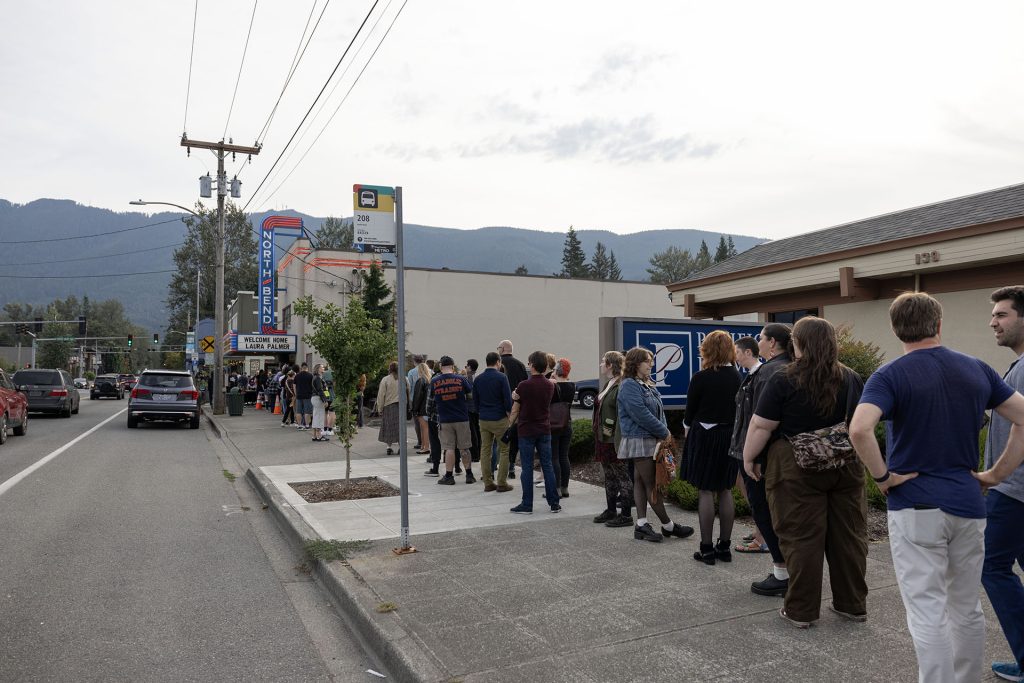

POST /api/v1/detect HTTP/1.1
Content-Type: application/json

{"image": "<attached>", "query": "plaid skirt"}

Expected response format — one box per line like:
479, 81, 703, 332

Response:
377, 403, 401, 444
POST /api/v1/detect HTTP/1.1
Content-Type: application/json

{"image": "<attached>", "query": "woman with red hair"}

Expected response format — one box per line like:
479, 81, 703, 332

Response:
549, 357, 576, 498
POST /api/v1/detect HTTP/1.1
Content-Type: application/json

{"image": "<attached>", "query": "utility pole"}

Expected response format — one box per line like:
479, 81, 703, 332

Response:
180, 136, 260, 415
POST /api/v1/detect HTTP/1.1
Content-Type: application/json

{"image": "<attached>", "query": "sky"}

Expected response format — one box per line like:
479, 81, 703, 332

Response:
3, 1, 1024, 240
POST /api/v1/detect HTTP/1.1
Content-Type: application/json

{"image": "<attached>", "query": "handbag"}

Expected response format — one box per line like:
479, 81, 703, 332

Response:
650, 440, 676, 505
549, 383, 571, 434
786, 370, 860, 472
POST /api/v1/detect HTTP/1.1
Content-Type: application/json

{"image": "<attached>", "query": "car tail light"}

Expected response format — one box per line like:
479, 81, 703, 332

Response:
49, 388, 68, 397
131, 387, 151, 398
179, 389, 199, 400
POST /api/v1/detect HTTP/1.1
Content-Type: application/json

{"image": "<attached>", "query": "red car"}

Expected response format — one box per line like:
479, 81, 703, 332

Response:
0, 368, 29, 444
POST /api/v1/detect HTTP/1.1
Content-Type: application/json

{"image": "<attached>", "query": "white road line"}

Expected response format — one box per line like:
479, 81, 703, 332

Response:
0, 408, 127, 498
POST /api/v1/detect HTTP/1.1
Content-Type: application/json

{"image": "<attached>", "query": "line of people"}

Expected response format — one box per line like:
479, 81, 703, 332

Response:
265, 362, 336, 443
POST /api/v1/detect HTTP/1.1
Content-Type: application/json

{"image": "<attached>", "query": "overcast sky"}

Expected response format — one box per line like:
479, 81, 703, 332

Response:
3, 1, 1024, 239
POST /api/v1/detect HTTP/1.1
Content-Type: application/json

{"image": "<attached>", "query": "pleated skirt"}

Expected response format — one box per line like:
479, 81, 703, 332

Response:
378, 403, 401, 444
680, 423, 738, 491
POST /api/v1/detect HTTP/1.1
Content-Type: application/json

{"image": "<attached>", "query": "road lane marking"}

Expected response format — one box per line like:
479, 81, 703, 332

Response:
0, 408, 127, 499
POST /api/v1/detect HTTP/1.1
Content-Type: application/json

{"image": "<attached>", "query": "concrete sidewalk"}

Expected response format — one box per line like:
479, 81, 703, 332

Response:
210, 407, 1017, 682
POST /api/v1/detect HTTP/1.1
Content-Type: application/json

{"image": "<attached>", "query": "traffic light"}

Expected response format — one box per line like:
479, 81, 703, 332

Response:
153, 333, 159, 344
15, 323, 27, 335
127, 334, 133, 348
78, 316, 87, 336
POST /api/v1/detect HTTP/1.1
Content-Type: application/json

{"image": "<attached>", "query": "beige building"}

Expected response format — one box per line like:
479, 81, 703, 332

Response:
666, 183, 1024, 370
276, 239, 678, 374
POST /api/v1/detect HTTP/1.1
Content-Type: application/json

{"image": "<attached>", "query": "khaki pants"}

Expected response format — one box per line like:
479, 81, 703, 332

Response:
765, 439, 869, 622
479, 417, 510, 486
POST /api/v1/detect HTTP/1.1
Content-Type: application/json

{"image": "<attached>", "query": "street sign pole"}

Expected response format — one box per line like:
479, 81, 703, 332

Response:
393, 186, 414, 554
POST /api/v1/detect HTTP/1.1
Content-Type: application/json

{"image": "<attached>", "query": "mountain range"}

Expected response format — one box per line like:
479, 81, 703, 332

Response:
0, 198, 766, 330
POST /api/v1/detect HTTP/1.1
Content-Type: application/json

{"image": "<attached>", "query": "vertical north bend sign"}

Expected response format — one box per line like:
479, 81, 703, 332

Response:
258, 215, 304, 334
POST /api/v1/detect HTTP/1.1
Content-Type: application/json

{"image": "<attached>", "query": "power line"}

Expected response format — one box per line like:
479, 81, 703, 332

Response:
0, 269, 176, 279
253, 0, 329, 148
0, 241, 184, 267
183, 0, 199, 136
253, 0, 395, 207
241, 0, 382, 213
2, 218, 183, 244
223, 0, 260, 141
256, 0, 409, 211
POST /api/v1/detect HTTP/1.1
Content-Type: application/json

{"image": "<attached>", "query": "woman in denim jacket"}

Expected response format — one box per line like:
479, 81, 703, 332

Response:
618, 347, 695, 543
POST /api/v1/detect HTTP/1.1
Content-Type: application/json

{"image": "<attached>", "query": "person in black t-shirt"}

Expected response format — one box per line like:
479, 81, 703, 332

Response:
293, 363, 314, 430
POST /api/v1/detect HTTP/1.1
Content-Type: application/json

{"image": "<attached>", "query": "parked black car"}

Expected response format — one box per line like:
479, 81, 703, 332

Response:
574, 378, 599, 409
91, 374, 124, 400
12, 368, 80, 417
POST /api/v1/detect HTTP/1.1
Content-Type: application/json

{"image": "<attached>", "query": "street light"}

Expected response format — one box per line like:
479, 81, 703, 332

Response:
130, 198, 219, 413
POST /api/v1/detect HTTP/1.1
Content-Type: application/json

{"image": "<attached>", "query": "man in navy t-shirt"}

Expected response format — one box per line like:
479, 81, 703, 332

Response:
850, 292, 1024, 683
430, 356, 476, 486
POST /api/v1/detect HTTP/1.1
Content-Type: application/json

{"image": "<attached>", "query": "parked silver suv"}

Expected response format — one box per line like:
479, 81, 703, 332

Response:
127, 370, 200, 429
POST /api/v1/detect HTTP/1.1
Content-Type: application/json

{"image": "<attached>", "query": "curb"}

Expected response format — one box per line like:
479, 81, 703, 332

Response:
208, 411, 444, 682
244, 467, 446, 683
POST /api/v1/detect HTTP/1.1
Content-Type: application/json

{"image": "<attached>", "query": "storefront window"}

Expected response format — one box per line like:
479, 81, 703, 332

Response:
282, 305, 292, 330
769, 308, 818, 324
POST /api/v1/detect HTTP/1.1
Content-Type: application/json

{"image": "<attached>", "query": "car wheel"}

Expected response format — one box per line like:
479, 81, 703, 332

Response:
72, 400, 79, 415
62, 404, 72, 418
190, 414, 200, 430
579, 391, 596, 410
127, 415, 138, 429
0, 413, 7, 445
13, 412, 27, 436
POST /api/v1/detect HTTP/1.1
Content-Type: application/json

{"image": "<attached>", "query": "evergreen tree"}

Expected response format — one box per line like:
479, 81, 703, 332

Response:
607, 251, 623, 281
694, 240, 713, 273
590, 242, 611, 280
514, 264, 529, 275
165, 201, 257, 336
560, 225, 590, 278
646, 246, 695, 284
727, 235, 738, 259
361, 261, 394, 333
313, 216, 354, 250
714, 236, 730, 263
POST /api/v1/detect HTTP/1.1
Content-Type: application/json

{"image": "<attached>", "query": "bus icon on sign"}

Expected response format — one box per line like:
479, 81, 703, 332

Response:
359, 190, 377, 208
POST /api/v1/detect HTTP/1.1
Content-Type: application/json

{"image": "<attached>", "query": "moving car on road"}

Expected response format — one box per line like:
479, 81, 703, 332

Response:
0, 368, 29, 444
73, 378, 88, 389
118, 373, 138, 393
91, 374, 124, 400
12, 368, 80, 417
127, 369, 200, 429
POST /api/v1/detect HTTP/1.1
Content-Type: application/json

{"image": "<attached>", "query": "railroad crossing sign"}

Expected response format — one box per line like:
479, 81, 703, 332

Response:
199, 336, 216, 353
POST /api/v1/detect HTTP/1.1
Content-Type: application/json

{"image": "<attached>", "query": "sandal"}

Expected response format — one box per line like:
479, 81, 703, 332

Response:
734, 540, 770, 553
742, 533, 756, 542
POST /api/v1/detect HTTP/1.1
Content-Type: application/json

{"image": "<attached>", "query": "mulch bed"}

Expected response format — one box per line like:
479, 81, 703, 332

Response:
569, 462, 889, 541
290, 476, 399, 503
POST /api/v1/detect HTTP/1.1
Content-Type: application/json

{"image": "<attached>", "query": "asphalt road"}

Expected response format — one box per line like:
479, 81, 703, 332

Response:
0, 391, 386, 682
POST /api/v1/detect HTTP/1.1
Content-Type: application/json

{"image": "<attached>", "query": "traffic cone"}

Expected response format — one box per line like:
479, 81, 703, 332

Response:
255, 392, 263, 410
273, 401, 282, 415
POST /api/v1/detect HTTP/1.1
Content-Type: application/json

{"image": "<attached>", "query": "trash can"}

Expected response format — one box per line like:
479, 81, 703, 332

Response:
227, 391, 244, 416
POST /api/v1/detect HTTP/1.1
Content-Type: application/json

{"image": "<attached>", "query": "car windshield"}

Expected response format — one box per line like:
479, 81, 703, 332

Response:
13, 371, 60, 385
97, 376, 118, 383
139, 374, 193, 389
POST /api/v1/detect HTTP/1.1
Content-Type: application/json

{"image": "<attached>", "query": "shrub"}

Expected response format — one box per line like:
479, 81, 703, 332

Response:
837, 324, 885, 382
568, 418, 594, 463
666, 478, 751, 517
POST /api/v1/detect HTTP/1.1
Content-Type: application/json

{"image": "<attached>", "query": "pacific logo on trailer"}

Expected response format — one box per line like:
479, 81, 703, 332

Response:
633, 330, 693, 404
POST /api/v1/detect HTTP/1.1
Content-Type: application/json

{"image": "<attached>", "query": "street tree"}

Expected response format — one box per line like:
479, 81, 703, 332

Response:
37, 318, 74, 370
560, 225, 590, 278
646, 246, 695, 284
292, 295, 395, 479
361, 261, 394, 334
165, 202, 258, 337
313, 216, 353, 250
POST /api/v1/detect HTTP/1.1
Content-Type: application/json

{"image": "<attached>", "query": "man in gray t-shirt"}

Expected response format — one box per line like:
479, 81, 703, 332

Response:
982, 286, 1024, 681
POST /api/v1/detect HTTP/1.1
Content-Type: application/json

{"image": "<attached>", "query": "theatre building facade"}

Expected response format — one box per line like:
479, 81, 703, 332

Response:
666, 183, 1024, 370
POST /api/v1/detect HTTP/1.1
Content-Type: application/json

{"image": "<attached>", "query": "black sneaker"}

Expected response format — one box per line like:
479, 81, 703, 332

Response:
510, 504, 532, 514
424, 469, 439, 477
593, 510, 617, 524
550, 504, 561, 513
605, 514, 634, 528
437, 474, 456, 486
633, 523, 663, 543
662, 523, 695, 539
751, 574, 788, 597
465, 472, 476, 484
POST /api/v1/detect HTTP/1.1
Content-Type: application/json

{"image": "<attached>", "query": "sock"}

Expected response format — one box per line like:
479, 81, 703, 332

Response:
773, 566, 789, 581
662, 521, 674, 532
445, 470, 454, 477
636, 517, 648, 527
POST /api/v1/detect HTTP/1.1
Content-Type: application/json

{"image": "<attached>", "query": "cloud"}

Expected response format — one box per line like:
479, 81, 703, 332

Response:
455, 115, 720, 163
578, 46, 669, 92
